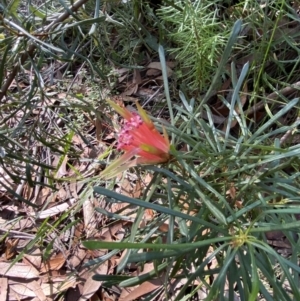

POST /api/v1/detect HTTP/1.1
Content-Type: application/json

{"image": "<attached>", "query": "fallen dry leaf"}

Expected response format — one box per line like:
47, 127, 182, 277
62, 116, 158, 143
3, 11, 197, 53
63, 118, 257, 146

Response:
9, 279, 40, 299
120, 276, 164, 301
39, 276, 77, 297
0, 262, 39, 279
69, 244, 87, 269
8, 278, 36, 299
23, 182, 34, 201
54, 155, 69, 178
26, 280, 47, 301
78, 262, 108, 301
33, 198, 76, 219
133, 69, 142, 85
226, 183, 236, 199
119, 178, 143, 199
147, 62, 173, 77
57, 275, 78, 292
23, 248, 42, 270
32, 187, 52, 206
99, 221, 129, 242
57, 185, 68, 201
0, 277, 8, 301
40, 252, 67, 273
115, 67, 130, 83
5, 239, 19, 260
95, 117, 103, 142
121, 83, 138, 96
145, 68, 161, 77
83, 197, 97, 238
40, 282, 60, 296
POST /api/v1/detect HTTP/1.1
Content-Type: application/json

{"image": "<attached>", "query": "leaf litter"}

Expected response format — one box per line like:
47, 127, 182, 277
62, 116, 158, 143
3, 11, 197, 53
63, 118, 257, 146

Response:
0, 55, 176, 300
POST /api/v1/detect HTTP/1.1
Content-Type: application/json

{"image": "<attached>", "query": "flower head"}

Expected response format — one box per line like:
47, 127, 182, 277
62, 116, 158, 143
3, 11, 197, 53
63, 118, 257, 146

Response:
101, 100, 170, 179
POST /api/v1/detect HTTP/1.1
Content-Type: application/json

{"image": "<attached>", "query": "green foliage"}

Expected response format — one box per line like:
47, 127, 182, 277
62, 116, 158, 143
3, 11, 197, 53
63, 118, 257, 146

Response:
157, 0, 231, 92
84, 17, 300, 299
2, 0, 300, 300
85, 66, 300, 299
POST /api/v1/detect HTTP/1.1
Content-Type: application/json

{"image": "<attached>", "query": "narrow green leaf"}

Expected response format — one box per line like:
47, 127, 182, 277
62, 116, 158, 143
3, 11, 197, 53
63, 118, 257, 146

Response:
93, 274, 131, 282
83, 236, 232, 251
93, 186, 223, 230
119, 261, 169, 287
7, 0, 21, 20
249, 220, 300, 233
159, 45, 175, 132
247, 98, 299, 144
29, 5, 46, 19
3, 18, 65, 53
247, 244, 260, 301
199, 19, 242, 107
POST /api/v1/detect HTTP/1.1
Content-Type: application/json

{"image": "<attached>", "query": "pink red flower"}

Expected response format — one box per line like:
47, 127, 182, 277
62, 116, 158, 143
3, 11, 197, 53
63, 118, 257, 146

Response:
101, 100, 170, 179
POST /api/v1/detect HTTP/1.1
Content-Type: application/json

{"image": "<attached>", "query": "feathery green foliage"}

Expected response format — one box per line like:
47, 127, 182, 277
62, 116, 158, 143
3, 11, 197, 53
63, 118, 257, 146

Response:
157, 0, 231, 91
